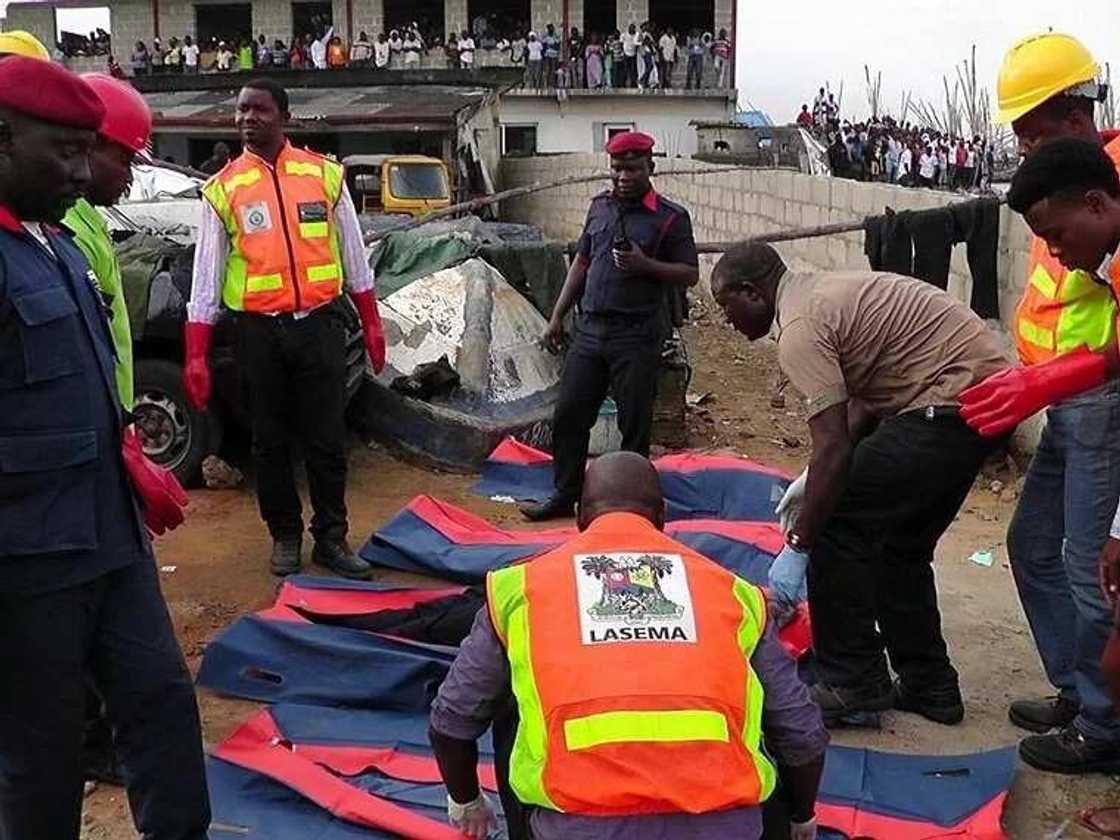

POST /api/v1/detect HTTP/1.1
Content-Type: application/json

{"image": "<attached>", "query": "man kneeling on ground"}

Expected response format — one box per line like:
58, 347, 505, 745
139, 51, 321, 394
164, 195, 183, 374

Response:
429, 451, 828, 839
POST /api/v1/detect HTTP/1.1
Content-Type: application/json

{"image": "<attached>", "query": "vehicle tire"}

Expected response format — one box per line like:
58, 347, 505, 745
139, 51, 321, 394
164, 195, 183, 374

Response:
134, 358, 221, 487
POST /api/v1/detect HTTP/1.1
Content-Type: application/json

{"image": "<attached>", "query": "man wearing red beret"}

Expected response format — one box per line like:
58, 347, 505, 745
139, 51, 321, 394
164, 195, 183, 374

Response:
521, 131, 700, 521
0, 57, 209, 839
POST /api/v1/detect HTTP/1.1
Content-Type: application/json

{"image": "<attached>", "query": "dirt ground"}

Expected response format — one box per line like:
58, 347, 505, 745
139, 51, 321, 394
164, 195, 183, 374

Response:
81, 297, 1117, 839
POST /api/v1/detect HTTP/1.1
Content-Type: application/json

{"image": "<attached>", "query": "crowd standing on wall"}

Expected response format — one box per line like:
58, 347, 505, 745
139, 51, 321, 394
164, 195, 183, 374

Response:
795, 91, 1006, 191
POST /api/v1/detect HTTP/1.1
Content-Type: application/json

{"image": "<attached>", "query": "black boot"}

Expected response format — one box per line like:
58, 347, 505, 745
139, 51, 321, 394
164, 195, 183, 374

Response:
811, 680, 893, 728
893, 677, 965, 725
518, 495, 576, 522
270, 537, 302, 577
1009, 695, 1079, 734
1019, 725, 1120, 774
313, 539, 373, 580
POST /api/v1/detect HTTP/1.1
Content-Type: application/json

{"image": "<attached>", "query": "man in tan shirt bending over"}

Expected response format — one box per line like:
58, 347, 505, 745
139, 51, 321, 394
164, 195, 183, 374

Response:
712, 243, 1008, 728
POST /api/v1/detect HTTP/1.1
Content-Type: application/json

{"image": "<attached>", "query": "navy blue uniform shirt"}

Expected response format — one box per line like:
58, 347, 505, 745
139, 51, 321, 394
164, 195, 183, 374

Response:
0, 206, 148, 594
577, 188, 698, 318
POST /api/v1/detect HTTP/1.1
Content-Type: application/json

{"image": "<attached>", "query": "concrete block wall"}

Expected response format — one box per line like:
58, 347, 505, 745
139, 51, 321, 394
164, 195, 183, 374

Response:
713, 0, 733, 36
500, 153, 1033, 346
617, 0, 649, 29
445, 0, 468, 39
111, 1, 156, 60
531, 0, 563, 35
348, 0, 384, 41
3, 3, 56, 51
160, 0, 197, 44
252, 3, 291, 42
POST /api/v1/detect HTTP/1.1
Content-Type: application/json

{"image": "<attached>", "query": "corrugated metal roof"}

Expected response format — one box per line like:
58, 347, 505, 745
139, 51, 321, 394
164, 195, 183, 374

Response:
145, 85, 490, 128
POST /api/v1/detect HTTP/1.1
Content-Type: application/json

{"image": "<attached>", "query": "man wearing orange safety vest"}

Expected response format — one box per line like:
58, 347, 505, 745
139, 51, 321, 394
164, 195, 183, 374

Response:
959, 32, 1120, 774
429, 451, 828, 840
184, 78, 386, 579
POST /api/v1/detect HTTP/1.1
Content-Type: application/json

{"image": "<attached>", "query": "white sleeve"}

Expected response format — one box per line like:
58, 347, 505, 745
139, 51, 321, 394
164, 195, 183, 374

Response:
186, 200, 230, 325
334, 184, 373, 295
1111, 499, 1120, 540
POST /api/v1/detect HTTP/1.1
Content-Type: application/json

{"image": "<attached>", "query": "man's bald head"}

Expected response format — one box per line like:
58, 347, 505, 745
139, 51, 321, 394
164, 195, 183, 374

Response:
577, 452, 665, 531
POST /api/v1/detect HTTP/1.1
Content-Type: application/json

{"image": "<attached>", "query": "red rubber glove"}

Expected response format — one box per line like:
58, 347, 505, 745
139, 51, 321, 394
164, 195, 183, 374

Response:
183, 321, 213, 412
122, 426, 189, 536
351, 289, 387, 374
959, 347, 1109, 437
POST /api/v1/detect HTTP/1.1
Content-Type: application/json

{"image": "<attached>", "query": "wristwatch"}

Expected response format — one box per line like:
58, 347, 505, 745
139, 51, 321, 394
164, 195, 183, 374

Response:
787, 531, 810, 553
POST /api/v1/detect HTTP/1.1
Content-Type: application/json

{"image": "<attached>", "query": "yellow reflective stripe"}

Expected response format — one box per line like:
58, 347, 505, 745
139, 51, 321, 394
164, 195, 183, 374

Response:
223, 168, 262, 195
564, 710, 729, 751
1055, 270, 1118, 353
300, 221, 329, 239
1029, 264, 1058, 299
733, 578, 777, 800
307, 263, 340, 283
246, 273, 284, 293
323, 159, 344, 203
1018, 318, 1056, 350
285, 160, 324, 178
488, 566, 557, 811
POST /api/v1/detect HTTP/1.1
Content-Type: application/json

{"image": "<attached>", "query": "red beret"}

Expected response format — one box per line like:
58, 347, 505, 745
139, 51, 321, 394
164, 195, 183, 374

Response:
0, 55, 105, 130
606, 131, 656, 156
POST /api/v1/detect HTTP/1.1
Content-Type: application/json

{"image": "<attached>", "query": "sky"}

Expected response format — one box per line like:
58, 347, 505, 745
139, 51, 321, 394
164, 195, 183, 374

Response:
737, 0, 1120, 124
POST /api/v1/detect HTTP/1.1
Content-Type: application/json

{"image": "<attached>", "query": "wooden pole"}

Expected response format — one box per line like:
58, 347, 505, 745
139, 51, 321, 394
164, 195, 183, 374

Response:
362, 164, 799, 245
560, 196, 1007, 254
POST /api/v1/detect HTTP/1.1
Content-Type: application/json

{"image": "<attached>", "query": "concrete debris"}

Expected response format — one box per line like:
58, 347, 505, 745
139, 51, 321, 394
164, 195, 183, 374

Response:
202, 456, 244, 489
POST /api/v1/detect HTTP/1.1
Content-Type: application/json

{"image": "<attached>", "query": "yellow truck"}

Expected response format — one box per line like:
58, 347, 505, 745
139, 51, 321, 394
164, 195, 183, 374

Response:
343, 154, 452, 218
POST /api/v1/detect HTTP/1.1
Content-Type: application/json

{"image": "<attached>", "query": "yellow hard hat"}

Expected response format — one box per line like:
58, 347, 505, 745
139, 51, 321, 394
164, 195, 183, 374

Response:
0, 30, 50, 61
996, 31, 1100, 124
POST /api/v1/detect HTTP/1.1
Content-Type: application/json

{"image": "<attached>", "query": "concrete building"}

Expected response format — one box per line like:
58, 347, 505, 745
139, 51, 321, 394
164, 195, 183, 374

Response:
501, 88, 735, 156
6, 0, 736, 66
6, 0, 737, 157
129, 69, 507, 201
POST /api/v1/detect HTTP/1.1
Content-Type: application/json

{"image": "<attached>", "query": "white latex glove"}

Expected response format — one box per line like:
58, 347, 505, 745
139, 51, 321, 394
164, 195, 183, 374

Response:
776, 468, 808, 536
791, 816, 818, 840
447, 792, 497, 838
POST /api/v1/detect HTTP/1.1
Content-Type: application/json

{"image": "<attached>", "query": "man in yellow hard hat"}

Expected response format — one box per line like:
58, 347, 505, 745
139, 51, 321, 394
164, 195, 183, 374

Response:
960, 31, 1120, 776
0, 30, 51, 61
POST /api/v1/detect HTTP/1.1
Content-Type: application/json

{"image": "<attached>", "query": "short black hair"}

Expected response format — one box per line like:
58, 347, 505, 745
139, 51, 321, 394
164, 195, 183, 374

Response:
1031, 93, 1096, 125
712, 242, 787, 291
242, 78, 289, 113
1008, 137, 1120, 215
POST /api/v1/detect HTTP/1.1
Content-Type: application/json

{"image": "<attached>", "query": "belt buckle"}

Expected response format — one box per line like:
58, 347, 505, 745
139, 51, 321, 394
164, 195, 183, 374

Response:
925, 406, 936, 421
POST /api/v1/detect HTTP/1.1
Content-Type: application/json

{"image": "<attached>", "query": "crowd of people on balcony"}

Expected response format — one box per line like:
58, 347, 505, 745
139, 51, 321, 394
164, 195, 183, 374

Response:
55, 27, 111, 58
119, 17, 733, 91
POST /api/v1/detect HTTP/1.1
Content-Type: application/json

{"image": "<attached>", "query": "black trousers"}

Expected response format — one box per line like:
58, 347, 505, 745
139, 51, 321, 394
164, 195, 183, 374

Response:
240, 304, 349, 543
0, 561, 210, 839
809, 411, 1002, 692
658, 59, 674, 87
625, 55, 639, 87
552, 314, 662, 500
